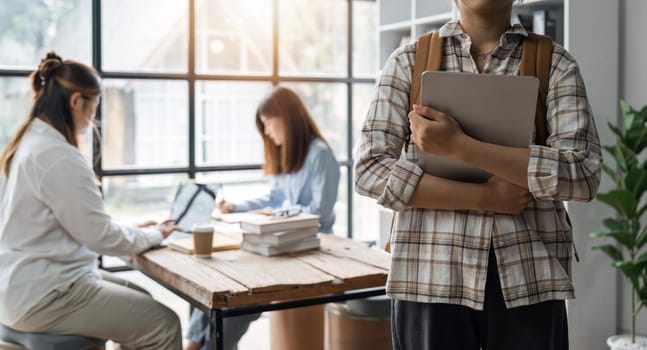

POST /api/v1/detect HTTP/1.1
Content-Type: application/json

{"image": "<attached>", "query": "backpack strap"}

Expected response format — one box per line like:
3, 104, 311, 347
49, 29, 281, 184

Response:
409, 32, 443, 109
520, 33, 553, 146
386, 32, 443, 254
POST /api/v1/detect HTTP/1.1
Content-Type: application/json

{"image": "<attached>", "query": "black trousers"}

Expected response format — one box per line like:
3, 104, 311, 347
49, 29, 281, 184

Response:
391, 248, 569, 350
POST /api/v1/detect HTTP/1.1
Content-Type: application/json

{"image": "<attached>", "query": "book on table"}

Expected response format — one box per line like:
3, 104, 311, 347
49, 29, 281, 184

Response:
239, 213, 320, 234
241, 236, 320, 256
167, 234, 241, 254
242, 226, 319, 246
212, 212, 268, 224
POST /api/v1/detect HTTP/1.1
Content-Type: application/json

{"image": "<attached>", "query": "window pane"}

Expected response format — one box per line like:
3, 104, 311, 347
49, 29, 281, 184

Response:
0, 0, 91, 68
352, 83, 375, 147
195, 81, 271, 166
195, 0, 272, 75
196, 170, 267, 204
278, 0, 348, 77
353, 1, 378, 78
103, 174, 188, 222
0, 78, 31, 150
281, 83, 348, 161
102, 79, 189, 169
353, 190, 384, 245
333, 166, 349, 237
102, 0, 188, 72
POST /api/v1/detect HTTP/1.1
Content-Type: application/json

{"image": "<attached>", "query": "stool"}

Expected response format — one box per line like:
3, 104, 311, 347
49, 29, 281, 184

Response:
0, 324, 104, 350
270, 305, 324, 350
325, 296, 391, 350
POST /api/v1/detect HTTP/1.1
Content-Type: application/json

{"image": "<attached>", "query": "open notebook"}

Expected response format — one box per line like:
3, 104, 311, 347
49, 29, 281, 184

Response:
166, 233, 240, 254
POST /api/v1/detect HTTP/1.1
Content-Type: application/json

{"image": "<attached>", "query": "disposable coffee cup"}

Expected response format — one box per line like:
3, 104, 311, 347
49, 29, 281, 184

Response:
192, 223, 214, 258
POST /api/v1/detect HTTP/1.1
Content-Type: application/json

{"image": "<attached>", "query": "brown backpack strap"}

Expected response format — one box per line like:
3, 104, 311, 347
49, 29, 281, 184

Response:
521, 33, 553, 146
386, 32, 443, 254
409, 32, 443, 109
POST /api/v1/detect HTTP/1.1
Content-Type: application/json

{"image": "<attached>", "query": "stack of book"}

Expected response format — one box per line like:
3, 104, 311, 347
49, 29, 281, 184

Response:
239, 213, 320, 256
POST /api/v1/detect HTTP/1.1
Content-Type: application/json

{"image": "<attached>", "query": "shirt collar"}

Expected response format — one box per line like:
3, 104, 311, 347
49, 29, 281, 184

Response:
30, 118, 68, 143
438, 20, 528, 47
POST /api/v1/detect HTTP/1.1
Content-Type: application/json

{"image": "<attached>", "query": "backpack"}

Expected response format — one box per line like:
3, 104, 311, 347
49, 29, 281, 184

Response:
384, 31, 554, 253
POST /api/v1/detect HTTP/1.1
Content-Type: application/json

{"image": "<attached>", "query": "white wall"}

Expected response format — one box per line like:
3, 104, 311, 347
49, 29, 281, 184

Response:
619, 0, 647, 337
565, 0, 619, 349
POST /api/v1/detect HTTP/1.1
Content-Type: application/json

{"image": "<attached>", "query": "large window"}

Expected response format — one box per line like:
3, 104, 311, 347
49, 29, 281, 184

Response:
0, 0, 378, 239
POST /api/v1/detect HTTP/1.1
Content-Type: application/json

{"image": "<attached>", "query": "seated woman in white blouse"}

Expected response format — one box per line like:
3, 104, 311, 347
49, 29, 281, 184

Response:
0, 52, 183, 350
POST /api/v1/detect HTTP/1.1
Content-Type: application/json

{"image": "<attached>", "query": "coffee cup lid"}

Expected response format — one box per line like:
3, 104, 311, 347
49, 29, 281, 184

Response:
192, 223, 214, 233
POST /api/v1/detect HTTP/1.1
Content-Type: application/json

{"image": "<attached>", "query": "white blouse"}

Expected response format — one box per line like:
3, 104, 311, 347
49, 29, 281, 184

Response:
0, 118, 163, 326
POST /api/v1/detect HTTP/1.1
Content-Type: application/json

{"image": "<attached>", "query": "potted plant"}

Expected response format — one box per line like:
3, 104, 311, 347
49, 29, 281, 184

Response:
593, 101, 647, 350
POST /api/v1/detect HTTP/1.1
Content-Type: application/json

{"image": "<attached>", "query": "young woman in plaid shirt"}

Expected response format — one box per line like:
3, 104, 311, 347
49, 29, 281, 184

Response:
354, 0, 601, 349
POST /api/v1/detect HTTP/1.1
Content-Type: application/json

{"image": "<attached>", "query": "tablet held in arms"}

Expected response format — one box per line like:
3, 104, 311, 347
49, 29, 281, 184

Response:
419, 71, 538, 183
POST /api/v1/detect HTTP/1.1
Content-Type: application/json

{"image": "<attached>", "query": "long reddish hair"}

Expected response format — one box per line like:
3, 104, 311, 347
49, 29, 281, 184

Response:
256, 87, 329, 175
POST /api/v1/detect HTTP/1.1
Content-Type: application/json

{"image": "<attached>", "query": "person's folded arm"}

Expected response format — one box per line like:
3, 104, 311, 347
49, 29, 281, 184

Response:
354, 46, 522, 212
353, 46, 426, 212
408, 57, 601, 202
450, 61, 601, 201
525, 60, 602, 202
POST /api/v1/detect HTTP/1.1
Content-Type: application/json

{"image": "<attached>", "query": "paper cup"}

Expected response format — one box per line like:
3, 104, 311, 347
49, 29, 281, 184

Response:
192, 223, 214, 258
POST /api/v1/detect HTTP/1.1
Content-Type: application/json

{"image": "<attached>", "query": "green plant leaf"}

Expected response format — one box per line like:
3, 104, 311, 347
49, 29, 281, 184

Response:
593, 244, 624, 262
597, 190, 639, 218
625, 168, 647, 200
625, 127, 647, 154
602, 164, 623, 188
607, 121, 623, 140
638, 226, 647, 249
625, 110, 637, 131
639, 204, 647, 219
621, 100, 630, 118
604, 144, 638, 173
635, 252, 647, 268
614, 260, 641, 292
621, 100, 639, 130
602, 218, 629, 232
590, 231, 635, 249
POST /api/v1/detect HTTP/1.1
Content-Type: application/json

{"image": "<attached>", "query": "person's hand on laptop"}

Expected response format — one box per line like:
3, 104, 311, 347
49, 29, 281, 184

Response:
138, 219, 182, 238
409, 104, 467, 158
217, 201, 236, 213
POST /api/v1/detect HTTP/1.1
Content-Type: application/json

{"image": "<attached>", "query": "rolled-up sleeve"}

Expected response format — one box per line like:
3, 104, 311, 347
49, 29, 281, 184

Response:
528, 57, 602, 202
353, 45, 424, 211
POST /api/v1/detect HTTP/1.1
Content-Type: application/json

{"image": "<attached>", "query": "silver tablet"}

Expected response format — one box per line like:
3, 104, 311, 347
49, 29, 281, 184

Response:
418, 71, 539, 183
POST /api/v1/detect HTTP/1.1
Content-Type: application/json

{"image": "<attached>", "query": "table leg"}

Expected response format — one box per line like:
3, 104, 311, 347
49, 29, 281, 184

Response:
209, 309, 223, 350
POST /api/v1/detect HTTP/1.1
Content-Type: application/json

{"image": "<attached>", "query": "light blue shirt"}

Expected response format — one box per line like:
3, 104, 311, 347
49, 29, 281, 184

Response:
234, 138, 340, 233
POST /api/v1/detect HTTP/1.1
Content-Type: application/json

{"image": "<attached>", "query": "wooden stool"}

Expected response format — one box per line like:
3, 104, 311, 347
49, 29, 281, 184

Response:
270, 305, 324, 350
325, 297, 391, 350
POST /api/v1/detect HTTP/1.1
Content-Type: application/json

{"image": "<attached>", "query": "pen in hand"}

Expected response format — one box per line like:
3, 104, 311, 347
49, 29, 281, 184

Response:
217, 184, 235, 213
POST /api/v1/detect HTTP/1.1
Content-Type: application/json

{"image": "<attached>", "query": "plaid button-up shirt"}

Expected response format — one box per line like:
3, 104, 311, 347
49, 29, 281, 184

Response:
354, 21, 602, 310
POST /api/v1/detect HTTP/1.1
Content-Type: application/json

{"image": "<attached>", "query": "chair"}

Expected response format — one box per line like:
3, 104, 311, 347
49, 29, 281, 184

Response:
0, 324, 104, 350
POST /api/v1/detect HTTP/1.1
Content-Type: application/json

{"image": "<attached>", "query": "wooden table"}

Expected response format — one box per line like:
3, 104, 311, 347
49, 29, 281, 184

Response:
131, 233, 390, 350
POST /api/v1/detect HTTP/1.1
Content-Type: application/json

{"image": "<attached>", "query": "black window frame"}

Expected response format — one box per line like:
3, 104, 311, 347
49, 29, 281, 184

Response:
0, 0, 377, 239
